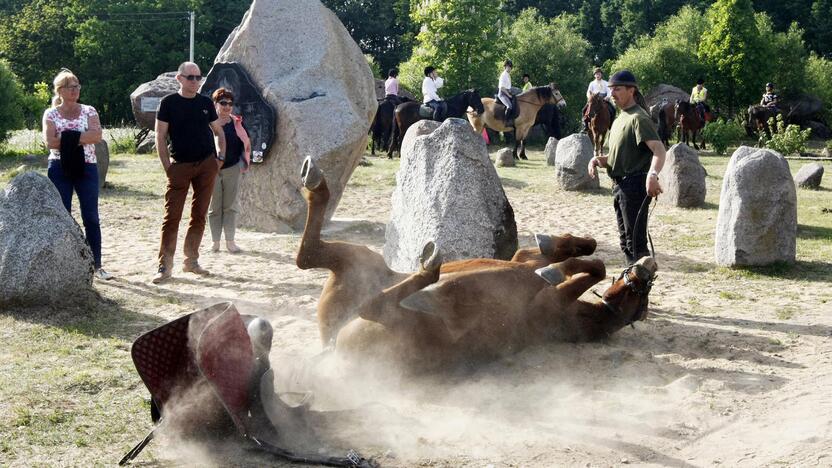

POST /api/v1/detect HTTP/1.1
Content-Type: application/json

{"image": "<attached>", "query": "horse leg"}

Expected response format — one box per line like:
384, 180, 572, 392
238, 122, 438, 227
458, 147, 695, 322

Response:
511, 233, 597, 267
387, 120, 399, 159
512, 137, 519, 160
519, 138, 528, 160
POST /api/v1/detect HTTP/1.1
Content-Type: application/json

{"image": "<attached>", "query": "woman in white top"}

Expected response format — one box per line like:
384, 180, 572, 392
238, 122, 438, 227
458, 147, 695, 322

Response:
421, 66, 444, 120
42, 69, 111, 280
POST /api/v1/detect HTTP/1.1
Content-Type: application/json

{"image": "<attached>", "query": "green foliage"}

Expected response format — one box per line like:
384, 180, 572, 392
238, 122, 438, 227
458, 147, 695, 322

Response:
760, 115, 812, 155
18, 82, 50, 129
502, 9, 592, 126
698, 0, 765, 114
808, 0, 832, 57
701, 118, 745, 155
611, 6, 709, 93
108, 128, 138, 154
0, 60, 25, 144
399, 0, 503, 98
364, 54, 381, 79
754, 16, 808, 99
806, 54, 832, 120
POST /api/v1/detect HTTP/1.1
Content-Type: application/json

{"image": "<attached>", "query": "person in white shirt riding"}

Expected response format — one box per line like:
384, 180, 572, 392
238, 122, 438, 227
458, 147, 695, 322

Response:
583, 67, 615, 132
422, 66, 445, 120
498, 59, 514, 125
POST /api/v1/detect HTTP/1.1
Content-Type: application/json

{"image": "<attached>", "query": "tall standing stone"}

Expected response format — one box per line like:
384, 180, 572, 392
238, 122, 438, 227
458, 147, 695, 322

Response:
663, 143, 706, 207
95, 140, 109, 189
215, 0, 376, 232
384, 119, 518, 272
555, 133, 598, 190
0, 172, 94, 306
715, 146, 796, 266
544, 137, 558, 166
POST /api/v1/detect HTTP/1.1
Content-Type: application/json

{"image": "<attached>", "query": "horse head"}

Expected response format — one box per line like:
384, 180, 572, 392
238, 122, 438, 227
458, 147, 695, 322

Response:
602, 256, 658, 326
466, 89, 485, 115
588, 93, 605, 116
548, 83, 566, 108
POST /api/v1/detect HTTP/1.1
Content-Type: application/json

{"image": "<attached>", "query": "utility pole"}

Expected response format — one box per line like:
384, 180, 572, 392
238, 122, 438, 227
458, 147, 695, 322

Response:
189, 11, 195, 62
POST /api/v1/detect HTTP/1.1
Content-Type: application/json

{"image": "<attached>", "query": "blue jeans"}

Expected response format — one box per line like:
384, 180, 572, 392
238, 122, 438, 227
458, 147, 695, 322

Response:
47, 160, 102, 268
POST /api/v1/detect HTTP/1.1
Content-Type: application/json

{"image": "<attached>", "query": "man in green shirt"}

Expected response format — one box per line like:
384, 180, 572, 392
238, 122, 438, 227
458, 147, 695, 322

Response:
588, 70, 666, 265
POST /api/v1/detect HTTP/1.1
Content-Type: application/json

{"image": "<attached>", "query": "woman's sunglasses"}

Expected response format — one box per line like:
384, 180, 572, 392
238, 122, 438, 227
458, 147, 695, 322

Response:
217, 101, 233, 107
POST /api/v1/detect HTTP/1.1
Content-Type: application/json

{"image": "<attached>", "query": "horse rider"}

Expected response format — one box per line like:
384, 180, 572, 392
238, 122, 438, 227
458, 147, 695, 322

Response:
521, 73, 533, 92
583, 67, 616, 132
384, 68, 402, 107
690, 77, 709, 122
498, 59, 514, 126
760, 82, 780, 111
587, 70, 666, 266
422, 66, 445, 121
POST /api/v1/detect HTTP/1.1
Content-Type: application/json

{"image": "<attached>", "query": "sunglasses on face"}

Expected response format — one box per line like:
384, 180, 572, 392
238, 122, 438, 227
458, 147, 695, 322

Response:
182, 74, 202, 81
217, 100, 233, 107
62, 84, 81, 91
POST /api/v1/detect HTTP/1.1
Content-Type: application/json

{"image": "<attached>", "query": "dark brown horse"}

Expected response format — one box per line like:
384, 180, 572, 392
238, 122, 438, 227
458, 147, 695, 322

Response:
296, 157, 658, 373
656, 101, 677, 148
369, 98, 395, 155
748, 104, 779, 138
675, 100, 705, 149
387, 89, 484, 158
586, 93, 611, 158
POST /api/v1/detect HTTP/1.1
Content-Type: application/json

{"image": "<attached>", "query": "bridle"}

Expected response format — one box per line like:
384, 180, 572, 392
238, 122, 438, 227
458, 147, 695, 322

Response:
601, 264, 657, 328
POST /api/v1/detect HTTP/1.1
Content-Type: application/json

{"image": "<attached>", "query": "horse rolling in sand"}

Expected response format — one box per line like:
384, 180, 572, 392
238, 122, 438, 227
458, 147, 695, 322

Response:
586, 93, 611, 158
295, 157, 659, 373
388, 89, 484, 158
468, 84, 566, 160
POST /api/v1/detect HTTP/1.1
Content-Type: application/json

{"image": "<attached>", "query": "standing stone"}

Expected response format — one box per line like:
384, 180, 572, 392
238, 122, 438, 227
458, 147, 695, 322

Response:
794, 163, 824, 189
130, 72, 179, 130
663, 143, 706, 207
215, 0, 376, 232
555, 133, 599, 190
136, 131, 156, 154
495, 147, 515, 167
384, 118, 518, 272
544, 137, 558, 166
95, 140, 109, 189
715, 146, 796, 266
0, 172, 94, 306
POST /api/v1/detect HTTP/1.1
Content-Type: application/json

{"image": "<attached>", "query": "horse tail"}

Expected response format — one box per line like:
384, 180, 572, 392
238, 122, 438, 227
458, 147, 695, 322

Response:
388, 115, 400, 158
658, 107, 668, 143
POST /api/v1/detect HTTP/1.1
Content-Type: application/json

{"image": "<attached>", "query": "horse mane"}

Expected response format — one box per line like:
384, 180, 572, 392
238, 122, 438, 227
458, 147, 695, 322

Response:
529, 85, 553, 101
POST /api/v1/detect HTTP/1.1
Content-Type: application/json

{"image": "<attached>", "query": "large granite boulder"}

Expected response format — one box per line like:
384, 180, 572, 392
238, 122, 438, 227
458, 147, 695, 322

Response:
215, 0, 376, 232
495, 147, 514, 167
662, 143, 706, 207
384, 118, 518, 272
794, 163, 824, 189
95, 140, 109, 189
645, 84, 689, 108
715, 146, 796, 266
130, 72, 179, 129
0, 172, 94, 306
544, 136, 558, 166
555, 133, 598, 190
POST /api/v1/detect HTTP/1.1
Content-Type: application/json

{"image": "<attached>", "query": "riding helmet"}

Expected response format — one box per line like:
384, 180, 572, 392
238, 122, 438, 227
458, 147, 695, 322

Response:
424, 66, 435, 77
766, 82, 774, 88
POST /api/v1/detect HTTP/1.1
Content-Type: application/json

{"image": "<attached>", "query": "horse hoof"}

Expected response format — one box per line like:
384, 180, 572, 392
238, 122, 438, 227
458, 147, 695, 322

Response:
535, 234, 554, 256
520, 154, 528, 160
535, 265, 565, 286
247, 317, 274, 360
300, 156, 323, 190
419, 241, 442, 273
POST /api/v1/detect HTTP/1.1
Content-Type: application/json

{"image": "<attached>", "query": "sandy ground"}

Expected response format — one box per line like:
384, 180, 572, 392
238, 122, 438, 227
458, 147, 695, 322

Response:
92, 150, 832, 468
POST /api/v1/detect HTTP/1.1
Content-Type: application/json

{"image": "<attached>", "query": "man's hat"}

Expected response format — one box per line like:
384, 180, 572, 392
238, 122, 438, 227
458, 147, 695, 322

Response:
609, 70, 638, 87
593, 67, 603, 75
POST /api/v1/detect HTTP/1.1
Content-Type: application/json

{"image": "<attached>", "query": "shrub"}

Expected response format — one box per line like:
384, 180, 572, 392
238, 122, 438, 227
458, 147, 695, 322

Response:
0, 60, 25, 145
107, 127, 138, 154
702, 118, 745, 155
19, 82, 51, 130
761, 115, 812, 156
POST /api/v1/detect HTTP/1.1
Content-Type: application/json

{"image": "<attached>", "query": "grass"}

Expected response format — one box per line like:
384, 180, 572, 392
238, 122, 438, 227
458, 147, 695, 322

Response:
0, 130, 831, 465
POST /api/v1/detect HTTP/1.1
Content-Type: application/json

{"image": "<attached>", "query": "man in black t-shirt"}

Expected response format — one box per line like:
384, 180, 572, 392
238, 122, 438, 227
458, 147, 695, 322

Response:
152, 61, 227, 283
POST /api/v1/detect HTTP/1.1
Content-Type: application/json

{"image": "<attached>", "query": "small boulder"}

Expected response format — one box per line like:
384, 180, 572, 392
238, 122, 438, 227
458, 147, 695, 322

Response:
130, 72, 180, 130
715, 146, 796, 266
136, 132, 156, 154
794, 163, 824, 189
663, 143, 706, 207
0, 172, 94, 306
544, 137, 558, 166
95, 140, 109, 189
384, 118, 518, 272
554, 133, 599, 191
495, 148, 515, 167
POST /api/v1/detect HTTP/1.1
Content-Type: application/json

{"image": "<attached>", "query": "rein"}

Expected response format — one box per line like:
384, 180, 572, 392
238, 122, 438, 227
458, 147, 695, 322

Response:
632, 194, 657, 260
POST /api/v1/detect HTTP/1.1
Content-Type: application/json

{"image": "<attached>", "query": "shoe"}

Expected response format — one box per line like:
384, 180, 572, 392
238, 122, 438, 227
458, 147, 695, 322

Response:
211, 241, 220, 252
152, 265, 171, 284
95, 268, 114, 281
183, 263, 211, 276
226, 241, 242, 254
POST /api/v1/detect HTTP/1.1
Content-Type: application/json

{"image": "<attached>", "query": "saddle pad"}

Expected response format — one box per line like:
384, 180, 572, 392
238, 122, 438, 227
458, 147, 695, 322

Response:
419, 105, 434, 119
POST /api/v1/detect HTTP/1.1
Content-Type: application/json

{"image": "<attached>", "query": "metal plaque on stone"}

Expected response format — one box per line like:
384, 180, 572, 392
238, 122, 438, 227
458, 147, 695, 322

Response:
200, 62, 276, 164
140, 97, 161, 113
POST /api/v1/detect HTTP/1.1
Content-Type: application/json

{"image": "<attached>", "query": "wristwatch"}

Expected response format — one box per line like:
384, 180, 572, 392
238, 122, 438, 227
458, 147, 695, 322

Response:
648, 170, 659, 178
216, 153, 226, 162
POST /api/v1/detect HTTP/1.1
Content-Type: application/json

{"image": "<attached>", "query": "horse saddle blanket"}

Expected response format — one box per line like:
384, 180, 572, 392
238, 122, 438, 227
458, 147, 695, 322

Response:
419, 102, 447, 120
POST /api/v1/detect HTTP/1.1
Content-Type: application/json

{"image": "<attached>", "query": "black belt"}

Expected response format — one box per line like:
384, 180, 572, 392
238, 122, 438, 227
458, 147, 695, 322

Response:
611, 172, 647, 185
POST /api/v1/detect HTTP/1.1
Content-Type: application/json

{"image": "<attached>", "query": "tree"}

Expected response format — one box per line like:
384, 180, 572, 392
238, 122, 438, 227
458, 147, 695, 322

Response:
808, 0, 832, 58
698, 0, 765, 114
805, 54, 832, 119
611, 6, 709, 95
502, 9, 592, 126
398, 0, 503, 100
754, 16, 807, 99
0, 60, 25, 143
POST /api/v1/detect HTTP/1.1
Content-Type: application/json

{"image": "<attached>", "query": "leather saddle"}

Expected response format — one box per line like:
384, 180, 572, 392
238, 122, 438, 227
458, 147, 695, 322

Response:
493, 95, 519, 122
419, 101, 447, 120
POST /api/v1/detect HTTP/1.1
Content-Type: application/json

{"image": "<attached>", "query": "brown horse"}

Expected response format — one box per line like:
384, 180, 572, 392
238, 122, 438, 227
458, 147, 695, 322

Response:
296, 157, 658, 373
675, 100, 705, 150
387, 89, 484, 158
656, 101, 677, 148
586, 93, 611, 158
468, 85, 566, 160
748, 104, 779, 138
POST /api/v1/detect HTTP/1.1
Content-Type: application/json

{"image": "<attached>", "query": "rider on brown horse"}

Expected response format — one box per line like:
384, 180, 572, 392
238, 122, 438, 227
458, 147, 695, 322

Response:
583, 67, 616, 133
690, 77, 710, 122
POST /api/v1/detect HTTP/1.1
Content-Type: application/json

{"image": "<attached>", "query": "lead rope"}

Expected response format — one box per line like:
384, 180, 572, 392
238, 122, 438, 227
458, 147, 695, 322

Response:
632, 193, 658, 261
